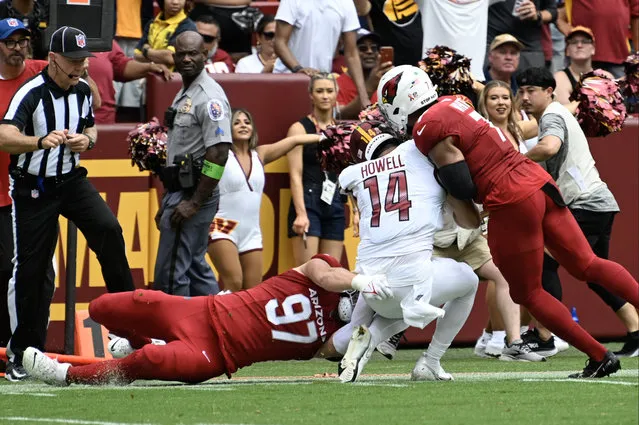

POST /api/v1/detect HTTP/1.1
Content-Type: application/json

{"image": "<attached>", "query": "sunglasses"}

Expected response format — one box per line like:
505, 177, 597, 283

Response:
261, 31, 275, 40
357, 44, 379, 53
199, 33, 218, 43
1, 38, 29, 49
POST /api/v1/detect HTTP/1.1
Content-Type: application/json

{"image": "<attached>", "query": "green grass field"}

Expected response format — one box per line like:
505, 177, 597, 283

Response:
0, 344, 637, 425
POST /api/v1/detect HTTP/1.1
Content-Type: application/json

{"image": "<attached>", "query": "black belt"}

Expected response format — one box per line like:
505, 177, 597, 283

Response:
10, 167, 85, 193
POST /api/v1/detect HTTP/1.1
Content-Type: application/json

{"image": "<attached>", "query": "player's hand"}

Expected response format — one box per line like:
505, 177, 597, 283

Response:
65, 133, 90, 152
292, 213, 310, 236
170, 199, 199, 228
39, 130, 67, 149
351, 274, 393, 301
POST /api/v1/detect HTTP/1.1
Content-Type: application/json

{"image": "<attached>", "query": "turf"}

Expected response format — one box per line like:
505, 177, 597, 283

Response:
0, 344, 637, 425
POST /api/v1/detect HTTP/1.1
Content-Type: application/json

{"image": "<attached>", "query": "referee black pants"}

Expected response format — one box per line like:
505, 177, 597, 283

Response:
7, 167, 134, 364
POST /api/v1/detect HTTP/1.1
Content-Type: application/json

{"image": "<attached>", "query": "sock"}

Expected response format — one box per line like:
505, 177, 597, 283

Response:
481, 329, 492, 339
490, 330, 506, 346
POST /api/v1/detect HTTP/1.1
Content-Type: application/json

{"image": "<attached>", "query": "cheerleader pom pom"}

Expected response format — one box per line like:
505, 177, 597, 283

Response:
318, 122, 357, 174
418, 45, 474, 98
127, 117, 168, 173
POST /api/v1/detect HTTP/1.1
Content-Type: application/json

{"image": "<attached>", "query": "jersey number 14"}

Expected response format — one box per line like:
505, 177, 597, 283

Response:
363, 170, 412, 227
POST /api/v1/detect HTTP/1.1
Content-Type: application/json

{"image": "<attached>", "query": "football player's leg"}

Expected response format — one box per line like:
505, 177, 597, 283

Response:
89, 290, 208, 348
413, 258, 478, 379
490, 192, 606, 361
67, 340, 224, 385
333, 295, 375, 355
543, 200, 639, 308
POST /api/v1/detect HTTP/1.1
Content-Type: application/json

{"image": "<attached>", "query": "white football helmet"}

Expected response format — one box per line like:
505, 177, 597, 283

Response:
338, 290, 359, 322
376, 65, 438, 133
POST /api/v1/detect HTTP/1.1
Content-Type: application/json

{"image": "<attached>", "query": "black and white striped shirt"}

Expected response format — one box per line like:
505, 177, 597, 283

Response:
1, 68, 94, 177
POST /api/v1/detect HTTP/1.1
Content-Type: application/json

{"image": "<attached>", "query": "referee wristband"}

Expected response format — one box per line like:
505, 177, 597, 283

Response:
201, 160, 224, 180
37, 136, 45, 150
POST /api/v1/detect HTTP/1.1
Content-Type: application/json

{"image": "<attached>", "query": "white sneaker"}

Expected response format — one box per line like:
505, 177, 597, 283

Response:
553, 334, 570, 352
338, 325, 374, 383
23, 347, 70, 386
474, 331, 491, 358
411, 354, 454, 381
484, 333, 505, 358
376, 331, 403, 360
107, 336, 135, 359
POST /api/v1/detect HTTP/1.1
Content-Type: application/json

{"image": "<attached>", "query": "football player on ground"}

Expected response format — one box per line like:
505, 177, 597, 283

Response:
22, 255, 392, 386
384, 65, 639, 378
333, 121, 481, 383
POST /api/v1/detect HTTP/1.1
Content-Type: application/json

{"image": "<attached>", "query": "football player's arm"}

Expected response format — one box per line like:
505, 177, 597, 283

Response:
446, 195, 481, 229
299, 258, 390, 295
428, 136, 477, 201
525, 113, 564, 162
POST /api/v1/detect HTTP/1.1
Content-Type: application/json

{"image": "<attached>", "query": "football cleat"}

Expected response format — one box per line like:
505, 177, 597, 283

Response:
23, 347, 70, 386
613, 331, 639, 358
568, 351, 621, 378
107, 335, 135, 359
338, 325, 374, 383
410, 354, 453, 381
376, 331, 404, 360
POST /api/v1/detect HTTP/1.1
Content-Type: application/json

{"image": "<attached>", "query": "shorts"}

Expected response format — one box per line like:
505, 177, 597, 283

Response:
287, 185, 345, 241
208, 216, 262, 254
433, 236, 491, 271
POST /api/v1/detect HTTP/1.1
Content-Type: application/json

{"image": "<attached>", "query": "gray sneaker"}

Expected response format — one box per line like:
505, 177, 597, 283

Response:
500, 339, 547, 362
5, 360, 28, 382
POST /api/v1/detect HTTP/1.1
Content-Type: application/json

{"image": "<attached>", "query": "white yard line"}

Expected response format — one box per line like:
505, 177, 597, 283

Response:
0, 418, 266, 425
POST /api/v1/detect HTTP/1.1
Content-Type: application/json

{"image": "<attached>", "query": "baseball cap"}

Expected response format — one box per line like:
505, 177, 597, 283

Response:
49, 26, 95, 59
566, 25, 595, 42
356, 28, 381, 45
489, 34, 524, 51
0, 18, 29, 40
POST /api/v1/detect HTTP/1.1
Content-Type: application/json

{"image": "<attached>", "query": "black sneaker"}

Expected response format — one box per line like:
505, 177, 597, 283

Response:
568, 351, 621, 379
613, 331, 639, 358
5, 360, 28, 382
522, 329, 558, 357
375, 331, 405, 360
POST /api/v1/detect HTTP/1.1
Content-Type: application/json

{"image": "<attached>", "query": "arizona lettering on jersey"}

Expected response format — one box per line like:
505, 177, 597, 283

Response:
412, 96, 552, 208
207, 259, 342, 374
339, 140, 446, 258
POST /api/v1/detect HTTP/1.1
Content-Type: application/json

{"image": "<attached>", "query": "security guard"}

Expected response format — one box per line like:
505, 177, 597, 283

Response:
154, 31, 231, 296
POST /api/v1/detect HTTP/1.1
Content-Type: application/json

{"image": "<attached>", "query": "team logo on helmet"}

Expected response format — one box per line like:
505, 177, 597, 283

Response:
75, 34, 86, 48
350, 121, 378, 162
380, 72, 403, 105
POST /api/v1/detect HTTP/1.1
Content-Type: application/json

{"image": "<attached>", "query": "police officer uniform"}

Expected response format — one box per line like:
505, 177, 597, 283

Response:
154, 68, 232, 296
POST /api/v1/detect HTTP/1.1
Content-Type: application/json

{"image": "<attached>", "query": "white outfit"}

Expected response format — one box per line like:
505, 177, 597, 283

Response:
274, 0, 360, 73
235, 53, 265, 73
339, 141, 447, 324
416, 0, 490, 81
208, 150, 265, 253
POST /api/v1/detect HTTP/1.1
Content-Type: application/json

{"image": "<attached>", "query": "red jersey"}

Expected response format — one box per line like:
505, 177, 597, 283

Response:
208, 255, 343, 374
412, 96, 551, 209
0, 60, 48, 206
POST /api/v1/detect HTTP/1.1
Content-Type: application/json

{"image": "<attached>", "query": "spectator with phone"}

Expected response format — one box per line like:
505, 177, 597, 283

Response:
274, 0, 370, 108
487, 0, 558, 71
337, 29, 393, 119
235, 15, 276, 73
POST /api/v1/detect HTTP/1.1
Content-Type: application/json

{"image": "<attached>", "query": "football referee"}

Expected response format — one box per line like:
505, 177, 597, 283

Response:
0, 26, 135, 382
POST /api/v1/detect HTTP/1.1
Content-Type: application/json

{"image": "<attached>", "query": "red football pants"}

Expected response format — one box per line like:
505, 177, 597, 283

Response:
488, 190, 639, 361
66, 290, 226, 385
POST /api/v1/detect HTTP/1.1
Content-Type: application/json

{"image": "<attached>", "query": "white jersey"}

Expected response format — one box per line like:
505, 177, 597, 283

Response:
339, 140, 446, 259
209, 150, 265, 252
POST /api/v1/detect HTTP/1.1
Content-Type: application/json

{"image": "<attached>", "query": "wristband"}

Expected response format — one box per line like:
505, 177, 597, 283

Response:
350, 275, 370, 292
291, 65, 303, 73
37, 136, 45, 150
201, 160, 224, 180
